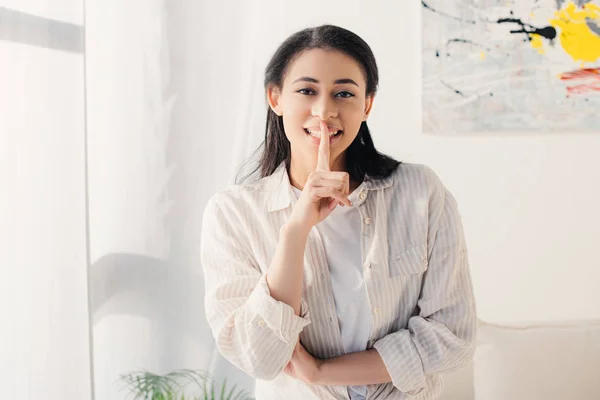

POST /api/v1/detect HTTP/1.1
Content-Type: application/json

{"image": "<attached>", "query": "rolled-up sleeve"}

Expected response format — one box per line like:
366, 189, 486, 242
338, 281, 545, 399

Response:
373, 168, 477, 395
200, 193, 311, 380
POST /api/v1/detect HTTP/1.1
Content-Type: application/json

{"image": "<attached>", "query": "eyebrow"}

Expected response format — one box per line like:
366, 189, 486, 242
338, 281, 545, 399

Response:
292, 76, 359, 87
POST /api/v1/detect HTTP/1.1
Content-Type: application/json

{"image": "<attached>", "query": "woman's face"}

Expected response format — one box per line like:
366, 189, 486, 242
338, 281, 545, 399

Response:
267, 48, 374, 172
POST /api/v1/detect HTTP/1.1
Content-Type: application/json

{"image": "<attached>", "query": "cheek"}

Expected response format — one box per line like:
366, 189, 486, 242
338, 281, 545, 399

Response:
343, 100, 365, 115
289, 101, 312, 117
339, 101, 365, 121
282, 117, 306, 143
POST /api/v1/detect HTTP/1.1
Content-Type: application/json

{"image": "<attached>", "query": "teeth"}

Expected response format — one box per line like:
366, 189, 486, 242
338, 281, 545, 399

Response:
306, 129, 340, 137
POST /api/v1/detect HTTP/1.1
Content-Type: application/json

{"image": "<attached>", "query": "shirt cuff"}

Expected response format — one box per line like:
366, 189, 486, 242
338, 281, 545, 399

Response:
373, 328, 426, 395
246, 275, 311, 344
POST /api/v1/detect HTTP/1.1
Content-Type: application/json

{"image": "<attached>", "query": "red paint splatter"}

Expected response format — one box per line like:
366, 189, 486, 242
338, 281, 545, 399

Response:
559, 68, 600, 94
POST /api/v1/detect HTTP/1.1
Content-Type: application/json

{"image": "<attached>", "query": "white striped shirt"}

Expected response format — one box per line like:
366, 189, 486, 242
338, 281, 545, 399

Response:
291, 184, 373, 399
200, 161, 476, 399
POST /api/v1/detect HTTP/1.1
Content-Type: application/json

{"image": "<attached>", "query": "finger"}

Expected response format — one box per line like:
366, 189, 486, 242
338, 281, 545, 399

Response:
319, 171, 351, 195
310, 174, 351, 207
308, 171, 349, 187
319, 171, 348, 179
314, 187, 352, 207
328, 197, 339, 211
311, 177, 346, 193
315, 121, 330, 172
326, 197, 343, 212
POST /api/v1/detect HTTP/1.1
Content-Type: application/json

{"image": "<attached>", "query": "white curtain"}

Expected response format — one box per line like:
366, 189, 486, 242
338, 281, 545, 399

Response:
0, 1, 92, 399
0, 0, 253, 398
85, 0, 254, 398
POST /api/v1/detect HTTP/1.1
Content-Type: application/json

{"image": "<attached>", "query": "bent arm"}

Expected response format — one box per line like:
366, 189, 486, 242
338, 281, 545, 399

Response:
200, 194, 312, 380
372, 169, 477, 394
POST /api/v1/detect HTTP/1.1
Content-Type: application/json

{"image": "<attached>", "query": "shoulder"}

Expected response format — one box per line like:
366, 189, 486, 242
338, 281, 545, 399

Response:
203, 175, 272, 218
391, 162, 445, 197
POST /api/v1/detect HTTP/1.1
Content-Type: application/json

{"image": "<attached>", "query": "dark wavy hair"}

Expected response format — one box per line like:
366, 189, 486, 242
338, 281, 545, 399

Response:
235, 24, 401, 184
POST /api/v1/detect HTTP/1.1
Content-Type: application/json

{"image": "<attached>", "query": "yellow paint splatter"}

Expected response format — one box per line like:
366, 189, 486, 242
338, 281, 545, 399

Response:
550, 2, 600, 64
480, 51, 486, 60
530, 34, 546, 54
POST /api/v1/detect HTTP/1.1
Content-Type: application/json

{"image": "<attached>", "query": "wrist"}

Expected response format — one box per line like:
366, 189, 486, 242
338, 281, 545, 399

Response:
282, 220, 312, 238
313, 359, 326, 385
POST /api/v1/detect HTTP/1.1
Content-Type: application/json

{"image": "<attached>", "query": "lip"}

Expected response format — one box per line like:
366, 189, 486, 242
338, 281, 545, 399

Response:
305, 125, 342, 132
306, 131, 343, 146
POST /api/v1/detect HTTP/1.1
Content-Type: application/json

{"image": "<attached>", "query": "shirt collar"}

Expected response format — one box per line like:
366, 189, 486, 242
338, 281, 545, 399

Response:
266, 161, 394, 212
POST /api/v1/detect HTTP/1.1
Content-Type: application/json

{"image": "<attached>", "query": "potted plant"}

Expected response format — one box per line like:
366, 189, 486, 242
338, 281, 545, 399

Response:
118, 368, 254, 400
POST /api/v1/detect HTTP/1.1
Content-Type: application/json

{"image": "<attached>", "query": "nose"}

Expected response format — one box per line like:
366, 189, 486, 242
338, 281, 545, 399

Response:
311, 94, 338, 120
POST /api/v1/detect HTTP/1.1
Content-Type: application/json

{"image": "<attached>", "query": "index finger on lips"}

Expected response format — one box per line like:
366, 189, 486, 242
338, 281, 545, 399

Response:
315, 121, 330, 172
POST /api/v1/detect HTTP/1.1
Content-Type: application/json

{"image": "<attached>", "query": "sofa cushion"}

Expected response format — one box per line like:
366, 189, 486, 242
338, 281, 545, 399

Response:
438, 361, 474, 400
473, 320, 600, 400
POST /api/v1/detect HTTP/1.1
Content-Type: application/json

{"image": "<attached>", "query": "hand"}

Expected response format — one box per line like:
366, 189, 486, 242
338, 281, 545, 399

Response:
287, 121, 352, 232
283, 340, 323, 384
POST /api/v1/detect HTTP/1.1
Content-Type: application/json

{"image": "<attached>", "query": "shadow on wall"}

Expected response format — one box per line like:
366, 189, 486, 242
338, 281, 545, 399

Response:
88, 253, 254, 394
90, 253, 202, 327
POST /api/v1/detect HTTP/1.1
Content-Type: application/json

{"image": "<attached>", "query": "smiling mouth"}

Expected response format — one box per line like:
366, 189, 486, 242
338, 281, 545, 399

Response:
303, 128, 343, 137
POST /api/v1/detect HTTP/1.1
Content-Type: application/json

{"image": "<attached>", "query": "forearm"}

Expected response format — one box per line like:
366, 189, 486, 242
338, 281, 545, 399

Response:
266, 222, 310, 315
315, 349, 391, 386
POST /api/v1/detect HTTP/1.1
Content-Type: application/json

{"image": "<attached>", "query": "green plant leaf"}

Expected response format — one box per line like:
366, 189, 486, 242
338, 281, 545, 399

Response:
118, 368, 254, 400
203, 378, 209, 400
219, 378, 227, 400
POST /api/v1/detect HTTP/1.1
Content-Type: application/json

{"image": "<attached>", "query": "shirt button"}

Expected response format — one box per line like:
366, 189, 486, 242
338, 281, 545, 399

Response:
364, 217, 371, 225
359, 191, 367, 200
258, 320, 266, 327
373, 307, 381, 315
363, 261, 371, 269
423, 258, 429, 266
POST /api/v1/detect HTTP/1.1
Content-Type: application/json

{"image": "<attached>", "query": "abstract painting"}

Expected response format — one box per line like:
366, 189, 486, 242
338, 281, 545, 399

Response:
422, 0, 600, 133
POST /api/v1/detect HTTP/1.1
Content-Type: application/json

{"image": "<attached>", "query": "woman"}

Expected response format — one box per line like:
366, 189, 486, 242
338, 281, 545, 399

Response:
200, 24, 476, 400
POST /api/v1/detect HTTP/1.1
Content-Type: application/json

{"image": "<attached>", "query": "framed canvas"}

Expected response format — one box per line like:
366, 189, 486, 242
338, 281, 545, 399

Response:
422, 0, 600, 133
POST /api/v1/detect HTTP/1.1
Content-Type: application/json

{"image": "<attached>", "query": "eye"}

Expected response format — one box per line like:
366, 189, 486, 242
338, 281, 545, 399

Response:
296, 88, 315, 95
335, 91, 354, 98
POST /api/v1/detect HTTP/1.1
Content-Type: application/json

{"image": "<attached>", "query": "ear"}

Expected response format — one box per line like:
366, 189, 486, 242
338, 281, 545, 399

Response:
267, 85, 283, 116
362, 94, 375, 121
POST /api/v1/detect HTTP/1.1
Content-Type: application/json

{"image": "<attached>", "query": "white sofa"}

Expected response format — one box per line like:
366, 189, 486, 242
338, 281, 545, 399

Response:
439, 319, 600, 400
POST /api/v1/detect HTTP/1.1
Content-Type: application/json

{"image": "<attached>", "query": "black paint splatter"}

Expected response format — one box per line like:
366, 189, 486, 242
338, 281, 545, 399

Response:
424, 4, 561, 98
497, 18, 557, 41
422, 1, 557, 44
421, 1, 477, 24
440, 79, 464, 96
